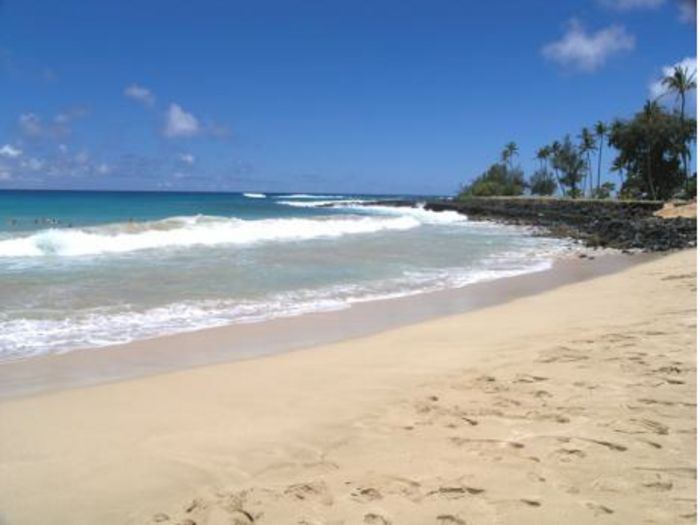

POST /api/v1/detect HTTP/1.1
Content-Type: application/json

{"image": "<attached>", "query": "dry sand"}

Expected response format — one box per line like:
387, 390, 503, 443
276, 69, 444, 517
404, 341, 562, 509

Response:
0, 249, 696, 525
655, 201, 697, 219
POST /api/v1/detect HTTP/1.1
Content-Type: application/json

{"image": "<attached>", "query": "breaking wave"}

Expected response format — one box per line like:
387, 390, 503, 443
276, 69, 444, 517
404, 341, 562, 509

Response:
0, 214, 422, 258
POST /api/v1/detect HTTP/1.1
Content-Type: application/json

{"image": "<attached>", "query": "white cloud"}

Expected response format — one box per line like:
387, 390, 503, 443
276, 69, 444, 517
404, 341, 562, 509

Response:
0, 144, 22, 158
542, 20, 635, 72
649, 56, 697, 103
18, 109, 84, 139
0, 168, 12, 181
124, 84, 156, 107
163, 104, 201, 138
178, 153, 196, 165
18, 113, 43, 136
600, 0, 665, 10
96, 163, 111, 175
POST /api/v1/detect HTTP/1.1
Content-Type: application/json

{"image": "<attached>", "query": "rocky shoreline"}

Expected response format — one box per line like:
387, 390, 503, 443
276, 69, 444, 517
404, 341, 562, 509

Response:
370, 198, 697, 251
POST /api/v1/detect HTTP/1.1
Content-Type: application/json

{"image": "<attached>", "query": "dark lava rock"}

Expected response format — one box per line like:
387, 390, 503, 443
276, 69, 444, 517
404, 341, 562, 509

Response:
363, 197, 696, 252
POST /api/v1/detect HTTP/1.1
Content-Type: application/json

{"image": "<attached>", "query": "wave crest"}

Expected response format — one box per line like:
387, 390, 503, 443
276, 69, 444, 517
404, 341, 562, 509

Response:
0, 214, 421, 258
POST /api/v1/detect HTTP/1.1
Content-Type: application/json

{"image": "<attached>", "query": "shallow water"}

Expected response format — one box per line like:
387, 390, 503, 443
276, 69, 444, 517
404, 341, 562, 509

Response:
0, 190, 572, 361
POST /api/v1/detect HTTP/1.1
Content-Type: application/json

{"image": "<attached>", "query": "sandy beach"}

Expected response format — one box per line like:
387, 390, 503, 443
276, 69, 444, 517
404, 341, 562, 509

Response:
0, 249, 696, 525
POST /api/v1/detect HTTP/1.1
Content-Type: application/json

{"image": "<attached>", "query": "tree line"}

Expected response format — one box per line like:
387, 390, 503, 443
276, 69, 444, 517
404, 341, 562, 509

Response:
459, 65, 697, 201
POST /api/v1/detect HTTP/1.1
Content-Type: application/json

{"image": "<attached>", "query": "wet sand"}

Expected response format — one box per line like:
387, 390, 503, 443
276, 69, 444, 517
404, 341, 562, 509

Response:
0, 249, 695, 524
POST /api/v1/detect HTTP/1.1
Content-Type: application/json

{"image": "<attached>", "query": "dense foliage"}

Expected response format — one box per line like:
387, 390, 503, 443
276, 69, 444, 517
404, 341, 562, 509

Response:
609, 102, 693, 200
529, 168, 557, 196
460, 162, 526, 197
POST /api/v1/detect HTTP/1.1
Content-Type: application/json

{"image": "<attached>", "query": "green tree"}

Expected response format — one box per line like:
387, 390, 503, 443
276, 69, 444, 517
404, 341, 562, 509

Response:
459, 162, 526, 197
549, 140, 565, 196
608, 101, 690, 200
535, 145, 551, 171
592, 181, 616, 199
661, 64, 697, 191
579, 127, 596, 197
529, 168, 557, 196
501, 141, 519, 171
552, 135, 586, 198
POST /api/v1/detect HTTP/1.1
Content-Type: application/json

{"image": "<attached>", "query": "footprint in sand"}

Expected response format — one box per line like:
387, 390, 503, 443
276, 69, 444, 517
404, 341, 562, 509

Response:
352, 487, 383, 502
436, 515, 466, 525
551, 448, 587, 462
585, 502, 614, 516
642, 479, 673, 491
426, 486, 485, 500
284, 481, 333, 506
363, 475, 423, 503
513, 374, 548, 384
632, 418, 670, 435
451, 437, 525, 450
364, 512, 391, 525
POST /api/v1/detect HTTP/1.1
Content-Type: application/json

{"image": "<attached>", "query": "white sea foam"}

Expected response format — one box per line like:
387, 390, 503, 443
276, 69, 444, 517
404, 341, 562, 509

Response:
278, 198, 469, 225
342, 204, 468, 225
0, 214, 421, 257
243, 192, 266, 199
274, 194, 346, 199
0, 256, 553, 361
276, 199, 368, 208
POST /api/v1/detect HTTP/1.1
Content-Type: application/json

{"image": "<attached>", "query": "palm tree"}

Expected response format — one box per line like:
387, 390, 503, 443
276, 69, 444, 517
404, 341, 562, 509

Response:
579, 127, 596, 197
641, 100, 664, 200
661, 65, 697, 190
550, 140, 565, 196
594, 121, 608, 195
536, 145, 551, 171
662, 64, 696, 124
501, 141, 519, 171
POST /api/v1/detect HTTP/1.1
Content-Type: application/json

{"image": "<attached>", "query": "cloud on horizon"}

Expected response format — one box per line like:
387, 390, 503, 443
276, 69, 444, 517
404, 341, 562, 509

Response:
542, 20, 635, 72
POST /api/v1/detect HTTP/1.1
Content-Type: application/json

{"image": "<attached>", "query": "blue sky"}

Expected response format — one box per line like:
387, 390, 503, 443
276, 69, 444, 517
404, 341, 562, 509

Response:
0, 0, 696, 194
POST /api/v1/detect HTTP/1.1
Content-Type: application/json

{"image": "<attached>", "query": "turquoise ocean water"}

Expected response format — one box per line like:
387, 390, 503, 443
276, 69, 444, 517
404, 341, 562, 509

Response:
0, 190, 570, 361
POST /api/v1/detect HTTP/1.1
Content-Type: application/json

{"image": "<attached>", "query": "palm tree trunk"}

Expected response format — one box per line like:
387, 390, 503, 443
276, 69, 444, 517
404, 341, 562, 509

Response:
680, 93, 689, 194
647, 147, 657, 201
597, 137, 603, 194
618, 172, 624, 196
553, 167, 565, 197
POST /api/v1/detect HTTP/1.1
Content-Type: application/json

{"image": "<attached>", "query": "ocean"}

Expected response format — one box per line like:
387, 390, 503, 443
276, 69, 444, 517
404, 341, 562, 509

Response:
0, 190, 571, 362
